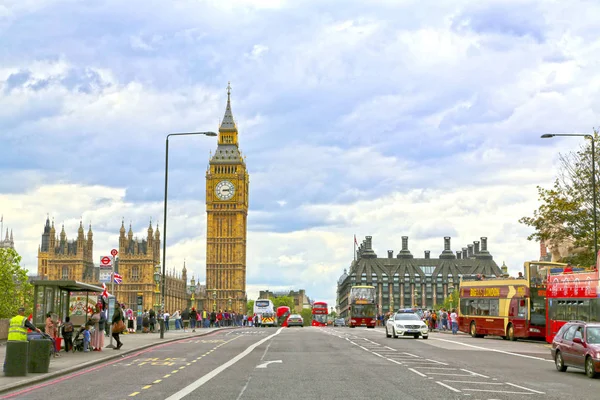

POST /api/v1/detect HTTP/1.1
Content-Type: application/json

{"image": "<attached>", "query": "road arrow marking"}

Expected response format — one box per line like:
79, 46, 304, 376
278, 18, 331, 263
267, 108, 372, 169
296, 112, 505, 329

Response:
256, 360, 282, 369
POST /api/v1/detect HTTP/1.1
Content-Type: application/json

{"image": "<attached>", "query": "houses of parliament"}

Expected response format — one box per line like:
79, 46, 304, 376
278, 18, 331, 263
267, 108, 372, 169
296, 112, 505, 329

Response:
35, 82, 250, 314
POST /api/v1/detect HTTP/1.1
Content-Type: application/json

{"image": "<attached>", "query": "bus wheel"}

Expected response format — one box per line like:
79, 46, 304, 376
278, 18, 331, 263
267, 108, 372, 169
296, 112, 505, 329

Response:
469, 322, 477, 338
507, 324, 517, 341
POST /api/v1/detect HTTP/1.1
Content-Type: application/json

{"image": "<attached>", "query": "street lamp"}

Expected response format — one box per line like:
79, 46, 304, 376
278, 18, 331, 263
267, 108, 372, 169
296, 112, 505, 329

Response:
161, 131, 217, 339
212, 290, 217, 312
541, 133, 598, 256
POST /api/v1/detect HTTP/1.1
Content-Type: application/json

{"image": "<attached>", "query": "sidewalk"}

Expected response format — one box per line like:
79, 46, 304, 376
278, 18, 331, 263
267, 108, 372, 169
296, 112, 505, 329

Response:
0, 327, 233, 395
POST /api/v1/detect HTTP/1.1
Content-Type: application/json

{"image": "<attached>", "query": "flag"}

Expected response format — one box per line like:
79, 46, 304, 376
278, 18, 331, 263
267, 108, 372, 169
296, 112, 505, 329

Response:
102, 283, 110, 299
113, 273, 123, 285
354, 234, 358, 246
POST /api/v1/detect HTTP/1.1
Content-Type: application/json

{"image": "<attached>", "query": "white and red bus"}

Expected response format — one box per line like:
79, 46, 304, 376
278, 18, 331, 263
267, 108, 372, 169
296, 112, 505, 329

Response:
312, 301, 328, 327
546, 265, 600, 342
458, 261, 566, 341
348, 285, 377, 328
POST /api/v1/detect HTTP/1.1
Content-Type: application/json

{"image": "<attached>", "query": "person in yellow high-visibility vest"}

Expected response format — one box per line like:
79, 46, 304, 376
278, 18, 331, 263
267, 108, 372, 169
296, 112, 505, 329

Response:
4, 307, 41, 372
8, 307, 41, 341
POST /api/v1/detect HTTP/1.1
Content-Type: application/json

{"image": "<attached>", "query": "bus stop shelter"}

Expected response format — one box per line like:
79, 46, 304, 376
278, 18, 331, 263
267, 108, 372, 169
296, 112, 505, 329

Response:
30, 280, 106, 328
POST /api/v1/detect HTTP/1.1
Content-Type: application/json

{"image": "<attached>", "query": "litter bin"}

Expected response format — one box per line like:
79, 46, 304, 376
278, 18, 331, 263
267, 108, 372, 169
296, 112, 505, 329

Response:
4, 341, 28, 377
28, 337, 52, 373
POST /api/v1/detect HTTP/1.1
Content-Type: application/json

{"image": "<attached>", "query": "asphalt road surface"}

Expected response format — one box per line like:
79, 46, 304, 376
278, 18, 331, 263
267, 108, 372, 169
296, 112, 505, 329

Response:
2, 327, 597, 399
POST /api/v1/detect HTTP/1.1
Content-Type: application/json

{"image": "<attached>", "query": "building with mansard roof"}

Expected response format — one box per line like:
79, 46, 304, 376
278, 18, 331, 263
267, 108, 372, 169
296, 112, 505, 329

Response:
336, 235, 502, 319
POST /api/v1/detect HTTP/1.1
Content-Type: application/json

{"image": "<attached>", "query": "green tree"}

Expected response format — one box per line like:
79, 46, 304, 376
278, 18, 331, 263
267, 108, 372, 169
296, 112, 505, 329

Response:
520, 131, 600, 266
246, 300, 254, 315
272, 296, 295, 310
0, 248, 33, 318
439, 290, 459, 312
300, 308, 312, 326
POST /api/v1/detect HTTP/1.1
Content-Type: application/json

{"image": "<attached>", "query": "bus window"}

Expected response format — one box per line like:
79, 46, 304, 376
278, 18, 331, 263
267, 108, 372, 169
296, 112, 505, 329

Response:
489, 299, 499, 317
591, 299, 600, 322
479, 299, 490, 316
579, 300, 590, 321
517, 299, 527, 318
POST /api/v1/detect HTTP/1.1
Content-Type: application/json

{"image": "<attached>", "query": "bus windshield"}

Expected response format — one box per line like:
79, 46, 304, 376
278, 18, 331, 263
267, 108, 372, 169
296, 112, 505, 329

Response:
351, 304, 376, 318
256, 300, 270, 308
313, 314, 327, 324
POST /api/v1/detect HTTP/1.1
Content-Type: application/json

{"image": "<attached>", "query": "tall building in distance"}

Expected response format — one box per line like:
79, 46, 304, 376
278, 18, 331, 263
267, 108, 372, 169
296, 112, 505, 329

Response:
0, 217, 14, 250
37, 217, 95, 281
205, 83, 249, 313
337, 236, 502, 319
115, 220, 188, 313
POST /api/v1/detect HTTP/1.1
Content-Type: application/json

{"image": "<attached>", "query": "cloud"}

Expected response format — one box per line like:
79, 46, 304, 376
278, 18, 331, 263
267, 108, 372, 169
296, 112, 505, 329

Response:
3, 0, 600, 308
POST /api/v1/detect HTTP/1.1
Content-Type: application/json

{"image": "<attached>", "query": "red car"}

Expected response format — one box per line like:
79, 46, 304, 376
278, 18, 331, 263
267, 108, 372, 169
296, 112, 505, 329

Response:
551, 321, 600, 378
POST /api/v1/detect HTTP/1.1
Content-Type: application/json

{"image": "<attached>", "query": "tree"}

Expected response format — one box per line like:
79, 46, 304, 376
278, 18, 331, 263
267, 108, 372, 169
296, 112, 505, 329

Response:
300, 308, 312, 326
0, 248, 33, 318
246, 300, 254, 315
439, 290, 459, 312
272, 296, 295, 310
519, 131, 600, 266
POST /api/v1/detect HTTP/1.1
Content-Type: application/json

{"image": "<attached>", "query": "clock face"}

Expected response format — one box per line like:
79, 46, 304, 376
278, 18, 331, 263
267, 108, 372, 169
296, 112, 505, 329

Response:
215, 180, 235, 200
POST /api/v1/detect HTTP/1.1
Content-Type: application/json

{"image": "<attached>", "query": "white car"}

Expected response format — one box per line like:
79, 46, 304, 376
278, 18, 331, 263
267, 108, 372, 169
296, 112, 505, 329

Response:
386, 312, 429, 339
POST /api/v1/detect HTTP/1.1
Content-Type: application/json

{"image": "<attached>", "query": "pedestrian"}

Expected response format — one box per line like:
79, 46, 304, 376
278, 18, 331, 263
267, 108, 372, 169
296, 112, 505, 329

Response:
61, 316, 74, 352
172, 310, 180, 330
126, 306, 135, 333
83, 324, 91, 352
164, 310, 170, 331
441, 309, 448, 331
90, 306, 105, 351
111, 302, 124, 350
149, 308, 156, 332
450, 308, 459, 335
190, 308, 198, 332
181, 308, 190, 332
45, 312, 61, 357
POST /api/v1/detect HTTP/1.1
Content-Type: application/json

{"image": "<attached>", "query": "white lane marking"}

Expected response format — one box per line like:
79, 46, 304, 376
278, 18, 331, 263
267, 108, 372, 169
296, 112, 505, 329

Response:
443, 381, 505, 385
384, 346, 396, 351
372, 352, 385, 358
436, 381, 461, 393
402, 352, 420, 358
505, 382, 545, 394
256, 360, 282, 369
424, 373, 474, 377
386, 358, 403, 365
164, 328, 284, 400
425, 359, 448, 365
461, 368, 489, 378
411, 367, 456, 370
235, 376, 251, 400
463, 389, 537, 394
432, 337, 552, 362
408, 368, 427, 377
260, 340, 273, 361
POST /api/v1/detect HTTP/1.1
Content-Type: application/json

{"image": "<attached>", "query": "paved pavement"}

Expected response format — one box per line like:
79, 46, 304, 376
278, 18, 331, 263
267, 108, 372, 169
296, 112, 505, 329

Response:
0, 327, 228, 395
1, 326, 597, 399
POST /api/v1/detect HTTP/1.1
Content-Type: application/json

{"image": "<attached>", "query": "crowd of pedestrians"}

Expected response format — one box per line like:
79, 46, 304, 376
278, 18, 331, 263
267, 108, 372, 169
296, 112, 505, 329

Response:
139, 308, 250, 333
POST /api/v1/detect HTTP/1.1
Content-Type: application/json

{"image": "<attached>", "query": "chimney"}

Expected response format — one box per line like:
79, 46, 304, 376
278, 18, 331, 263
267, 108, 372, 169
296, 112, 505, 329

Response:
388, 250, 394, 259
481, 237, 488, 252
439, 236, 455, 259
362, 236, 377, 258
476, 237, 492, 259
456, 251, 462, 259
462, 247, 468, 259
397, 236, 413, 259
540, 240, 548, 260
424, 250, 430, 259
467, 244, 474, 258
365, 236, 372, 250
473, 241, 480, 254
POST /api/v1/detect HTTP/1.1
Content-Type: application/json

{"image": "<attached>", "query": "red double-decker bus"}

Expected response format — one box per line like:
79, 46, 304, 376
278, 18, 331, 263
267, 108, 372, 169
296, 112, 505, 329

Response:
546, 265, 600, 342
348, 286, 377, 328
312, 301, 328, 327
458, 261, 566, 341
277, 306, 291, 327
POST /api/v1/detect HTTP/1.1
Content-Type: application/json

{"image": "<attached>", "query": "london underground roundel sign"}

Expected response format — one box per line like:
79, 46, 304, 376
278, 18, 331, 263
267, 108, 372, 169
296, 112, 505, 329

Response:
101, 256, 111, 265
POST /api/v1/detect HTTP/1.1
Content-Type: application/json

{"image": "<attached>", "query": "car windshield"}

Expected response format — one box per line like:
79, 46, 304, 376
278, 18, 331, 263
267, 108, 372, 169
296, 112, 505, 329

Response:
290, 315, 301, 319
395, 313, 420, 321
587, 327, 600, 344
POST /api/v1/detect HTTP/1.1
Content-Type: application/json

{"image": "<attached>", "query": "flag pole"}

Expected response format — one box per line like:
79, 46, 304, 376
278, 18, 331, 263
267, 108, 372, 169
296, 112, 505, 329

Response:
353, 234, 356, 261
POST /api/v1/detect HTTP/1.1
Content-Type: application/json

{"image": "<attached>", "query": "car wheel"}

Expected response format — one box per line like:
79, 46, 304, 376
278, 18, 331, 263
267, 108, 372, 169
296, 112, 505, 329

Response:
422, 335, 428, 340
392, 327, 398, 339
386, 328, 391, 338
413, 334, 419, 339
585, 356, 597, 378
555, 351, 567, 372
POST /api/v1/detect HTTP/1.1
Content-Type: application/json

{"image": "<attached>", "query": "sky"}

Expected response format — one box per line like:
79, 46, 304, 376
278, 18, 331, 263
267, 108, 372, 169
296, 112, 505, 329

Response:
1, 0, 600, 308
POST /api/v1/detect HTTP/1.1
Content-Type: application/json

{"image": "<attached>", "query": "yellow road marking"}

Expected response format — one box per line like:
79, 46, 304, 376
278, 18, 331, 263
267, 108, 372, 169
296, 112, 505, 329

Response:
172, 370, 179, 373
163, 374, 171, 378
179, 366, 185, 370
129, 393, 140, 397
142, 385, 152, 390
192, 360, 197, 363
153, 379, 162, 384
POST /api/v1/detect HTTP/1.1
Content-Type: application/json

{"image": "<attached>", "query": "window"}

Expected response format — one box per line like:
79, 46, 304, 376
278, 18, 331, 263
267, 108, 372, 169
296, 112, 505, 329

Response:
62, 266, 68, 279
419, 266, 435, 275
131, 266, 139, 281
564, 325, 579, 341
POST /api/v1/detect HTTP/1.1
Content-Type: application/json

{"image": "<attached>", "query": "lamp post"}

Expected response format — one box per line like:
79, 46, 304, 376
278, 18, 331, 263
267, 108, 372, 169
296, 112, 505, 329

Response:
161, 131, 217, 339
212, 290, 217, 313
541, 133, 598, 256
189, 276, 196, 309
153, 265, 161, 311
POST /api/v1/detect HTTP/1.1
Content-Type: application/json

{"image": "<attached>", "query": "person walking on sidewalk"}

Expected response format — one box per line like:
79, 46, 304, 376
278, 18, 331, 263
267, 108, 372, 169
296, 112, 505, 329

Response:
190, 308, 198, 332
450, 309, 459, 335
181, 308, 190, 332
61, 316, 74, 352
112, 302, 124, 350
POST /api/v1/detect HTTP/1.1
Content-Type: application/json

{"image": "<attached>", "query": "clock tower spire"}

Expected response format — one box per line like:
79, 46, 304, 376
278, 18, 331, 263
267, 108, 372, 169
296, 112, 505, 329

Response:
205, 82, 249, 313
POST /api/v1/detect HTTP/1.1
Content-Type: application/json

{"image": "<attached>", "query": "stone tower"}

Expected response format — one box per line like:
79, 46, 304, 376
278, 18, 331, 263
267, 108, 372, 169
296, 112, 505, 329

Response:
205, 82, 249, 313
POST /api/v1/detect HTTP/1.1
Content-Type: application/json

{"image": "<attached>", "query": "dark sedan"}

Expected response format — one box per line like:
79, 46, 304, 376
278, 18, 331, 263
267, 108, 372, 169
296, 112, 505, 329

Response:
551, 321, 600, 378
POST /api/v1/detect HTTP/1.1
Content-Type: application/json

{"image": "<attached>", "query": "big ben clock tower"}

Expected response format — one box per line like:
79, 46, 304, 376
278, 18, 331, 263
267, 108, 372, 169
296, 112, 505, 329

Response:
206, 83, 249, 313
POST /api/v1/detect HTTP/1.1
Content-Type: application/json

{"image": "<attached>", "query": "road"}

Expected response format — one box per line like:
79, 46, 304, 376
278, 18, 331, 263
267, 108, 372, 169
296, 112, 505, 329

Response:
2, 327, 597, 399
